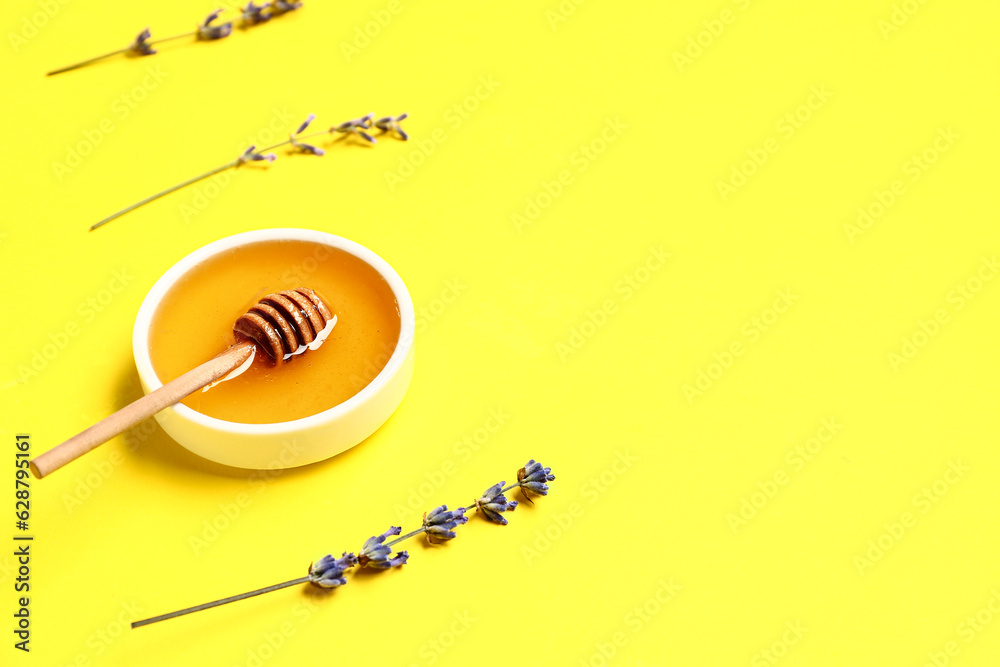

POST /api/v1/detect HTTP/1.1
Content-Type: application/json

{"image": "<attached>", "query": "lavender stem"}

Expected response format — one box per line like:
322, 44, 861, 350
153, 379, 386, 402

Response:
257, 129, 329, 154
46, 29, 200, 77
385, 527, 426, 548
91, 159, 238, 231
151, 31, 198, 45
47, 49, 129, 76
132, 575, 311, 629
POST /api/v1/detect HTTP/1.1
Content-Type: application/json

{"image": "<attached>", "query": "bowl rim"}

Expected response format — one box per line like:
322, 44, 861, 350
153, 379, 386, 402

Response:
132, 228, 415, 435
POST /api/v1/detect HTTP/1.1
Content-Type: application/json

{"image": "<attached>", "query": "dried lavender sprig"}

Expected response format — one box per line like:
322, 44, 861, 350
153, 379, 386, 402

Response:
90, 160, 238, 231
89, 142, 284, 231
132, 550, 357, 628
46, 30, 200, 76
46, 27, 159, 76
46, 48, 130, 76
132, 459, 551, 629
47, 8, 236, 77
132, 576, 311, 628
90, 112, 405, 230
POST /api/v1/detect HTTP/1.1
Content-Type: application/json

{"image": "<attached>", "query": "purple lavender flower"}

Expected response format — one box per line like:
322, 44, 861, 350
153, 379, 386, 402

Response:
423, 505, 468, 542
271, 0, 303, 15
296, 113, 316, 134
290, 138, 324, 155
359, 526, 409, 569
238, 145, 277, 163
288, 114, 325, 155
518, 459, 555, 497
241, 1, 271, 25
308, 552, 358, 588
476, 482, 518, 525
331, 114, 377, 144
198, 9, 233, 40
129, 28, 156, 56
374, 113, 409, 141
295, 142, 324, 155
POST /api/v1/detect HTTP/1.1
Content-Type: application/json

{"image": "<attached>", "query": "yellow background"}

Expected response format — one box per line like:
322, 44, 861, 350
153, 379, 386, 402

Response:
2, 0, 999, 665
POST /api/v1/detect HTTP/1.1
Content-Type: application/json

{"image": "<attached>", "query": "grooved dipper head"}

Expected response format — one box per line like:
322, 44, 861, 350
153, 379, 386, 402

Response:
233, 288, 333, 362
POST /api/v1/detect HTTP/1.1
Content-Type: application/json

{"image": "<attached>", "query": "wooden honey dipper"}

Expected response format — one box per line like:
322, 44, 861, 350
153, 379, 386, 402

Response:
30, 288, 335, 479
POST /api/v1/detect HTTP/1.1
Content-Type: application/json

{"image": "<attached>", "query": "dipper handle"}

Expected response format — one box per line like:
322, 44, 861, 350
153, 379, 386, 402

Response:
30, 342, 254, 479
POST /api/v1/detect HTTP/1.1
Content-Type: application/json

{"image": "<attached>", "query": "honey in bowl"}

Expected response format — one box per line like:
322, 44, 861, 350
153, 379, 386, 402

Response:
148, 240, 401, 424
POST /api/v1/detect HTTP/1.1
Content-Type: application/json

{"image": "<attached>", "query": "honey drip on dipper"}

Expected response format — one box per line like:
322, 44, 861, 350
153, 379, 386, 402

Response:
30, 288, 335, 479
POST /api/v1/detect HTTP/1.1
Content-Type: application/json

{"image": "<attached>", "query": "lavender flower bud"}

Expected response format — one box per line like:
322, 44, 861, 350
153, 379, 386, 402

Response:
295, 113, 316, 135
476, 482, 518, 525
287, 114, 324, 154
308, 552, 358, 588
423, 505, 468, 542
374, 113, 409, 141
198, 9, 233, 40
290, 138, 324, 156
241, 1, 271, 25
518, 459, 555, 496
359, 527, 409, 569
238, 145, 276, 163
271, 0, 302, 15
129, 28, 156, 56
331, 114, 377, 144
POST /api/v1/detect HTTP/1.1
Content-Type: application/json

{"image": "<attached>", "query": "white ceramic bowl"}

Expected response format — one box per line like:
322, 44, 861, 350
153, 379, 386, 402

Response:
132, 228, 414, 470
